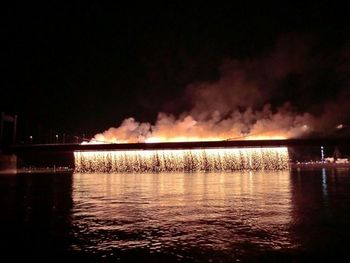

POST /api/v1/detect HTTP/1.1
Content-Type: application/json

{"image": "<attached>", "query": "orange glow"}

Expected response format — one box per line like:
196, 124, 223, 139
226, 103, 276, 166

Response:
144, 135, 287, 143
86, 110, 312, 144
240, 134, 287, 140
144, 136, 224, 143
143, 133, 287, 143
89, 134, 287, 144
89, 124, 289, 143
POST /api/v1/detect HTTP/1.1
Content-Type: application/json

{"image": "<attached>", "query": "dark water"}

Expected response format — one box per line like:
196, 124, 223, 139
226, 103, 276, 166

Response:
1, 169, 350, 262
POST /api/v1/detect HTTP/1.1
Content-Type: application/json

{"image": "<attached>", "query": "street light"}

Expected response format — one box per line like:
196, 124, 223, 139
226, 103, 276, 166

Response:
320, 146, 325, 163
29, 135, 33, 143
55, 134, 59, 144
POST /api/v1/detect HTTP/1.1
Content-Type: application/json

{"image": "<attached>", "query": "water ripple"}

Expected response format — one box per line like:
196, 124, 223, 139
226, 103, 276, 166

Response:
69, 172, 294, 261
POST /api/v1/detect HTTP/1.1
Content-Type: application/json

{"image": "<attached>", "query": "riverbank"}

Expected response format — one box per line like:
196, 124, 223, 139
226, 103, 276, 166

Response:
0, 166, 73, 174
290, 162, 350, 169
1, 163, 349, 174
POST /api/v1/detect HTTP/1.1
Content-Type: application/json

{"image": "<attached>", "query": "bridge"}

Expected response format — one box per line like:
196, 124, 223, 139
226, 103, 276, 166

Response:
4, 138, 350, 153
1, 138, 350, 171
1, 111, 349, 171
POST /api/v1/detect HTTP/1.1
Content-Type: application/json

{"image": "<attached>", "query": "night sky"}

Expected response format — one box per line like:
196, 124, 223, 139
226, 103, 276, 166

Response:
1, 2, 350, 141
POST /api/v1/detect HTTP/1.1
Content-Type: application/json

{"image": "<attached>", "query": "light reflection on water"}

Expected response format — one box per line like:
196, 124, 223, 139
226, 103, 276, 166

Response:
71, 171, 294, 260
2, 169, 350, 261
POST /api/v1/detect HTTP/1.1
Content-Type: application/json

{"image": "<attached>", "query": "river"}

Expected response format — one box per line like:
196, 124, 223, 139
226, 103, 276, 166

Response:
1, 168, 350, 262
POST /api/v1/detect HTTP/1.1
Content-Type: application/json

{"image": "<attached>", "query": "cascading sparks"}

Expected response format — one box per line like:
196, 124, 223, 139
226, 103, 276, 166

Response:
74, 147, 289, 173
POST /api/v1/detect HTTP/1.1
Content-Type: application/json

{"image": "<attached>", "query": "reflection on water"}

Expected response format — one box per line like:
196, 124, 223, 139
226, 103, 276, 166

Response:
290, 168, 350, 261
71, 172, 293, 261
1, 169, 350, 262
0, 173, 73, 260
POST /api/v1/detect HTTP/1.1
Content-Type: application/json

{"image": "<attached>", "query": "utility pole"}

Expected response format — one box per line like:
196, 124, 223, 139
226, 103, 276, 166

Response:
0, 112, 3, 146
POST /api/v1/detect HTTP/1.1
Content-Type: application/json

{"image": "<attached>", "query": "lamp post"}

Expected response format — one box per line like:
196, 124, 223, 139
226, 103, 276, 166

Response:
320, 146, 325, 163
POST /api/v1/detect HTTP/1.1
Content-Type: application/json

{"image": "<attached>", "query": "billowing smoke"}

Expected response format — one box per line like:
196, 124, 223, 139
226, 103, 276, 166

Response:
93, 105, 315, 143
188, 36, 308, 118
92, 35, 349, 143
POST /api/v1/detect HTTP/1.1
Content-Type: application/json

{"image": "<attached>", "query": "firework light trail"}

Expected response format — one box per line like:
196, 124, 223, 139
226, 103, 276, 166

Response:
74, 147, 289, 173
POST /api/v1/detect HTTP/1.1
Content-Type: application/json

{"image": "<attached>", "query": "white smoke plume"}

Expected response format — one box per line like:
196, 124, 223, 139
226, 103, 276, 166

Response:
93, 104, 316, 143
92, 35, 347, 143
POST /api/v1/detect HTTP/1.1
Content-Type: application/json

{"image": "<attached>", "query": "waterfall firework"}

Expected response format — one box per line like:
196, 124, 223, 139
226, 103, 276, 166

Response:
74, 147, 289, 173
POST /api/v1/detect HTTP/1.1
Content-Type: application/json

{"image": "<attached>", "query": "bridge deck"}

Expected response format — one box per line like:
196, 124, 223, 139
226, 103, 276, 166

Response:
5, 138, 350, 153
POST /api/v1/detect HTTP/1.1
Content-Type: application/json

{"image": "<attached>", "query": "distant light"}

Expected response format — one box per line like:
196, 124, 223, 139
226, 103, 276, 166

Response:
55, 134, 58, 138
29, 136, 33, 139
336, 124, 343, 129
302, 125, 308, 131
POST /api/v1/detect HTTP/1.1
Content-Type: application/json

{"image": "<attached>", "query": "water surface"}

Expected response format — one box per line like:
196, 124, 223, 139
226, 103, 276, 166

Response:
1, 169, 350, 262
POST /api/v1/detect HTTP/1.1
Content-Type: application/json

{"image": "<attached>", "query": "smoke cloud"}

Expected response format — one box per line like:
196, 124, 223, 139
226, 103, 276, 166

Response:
92, 35, 349, 143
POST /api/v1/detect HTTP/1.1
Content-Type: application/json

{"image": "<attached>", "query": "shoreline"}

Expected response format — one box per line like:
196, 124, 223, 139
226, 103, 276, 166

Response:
1, 163, 349, 174
0, 167, 73, 174
290, 162, 350, 169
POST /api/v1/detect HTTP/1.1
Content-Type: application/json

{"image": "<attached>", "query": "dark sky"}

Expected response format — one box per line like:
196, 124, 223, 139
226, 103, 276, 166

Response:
1, 2, 350, 139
